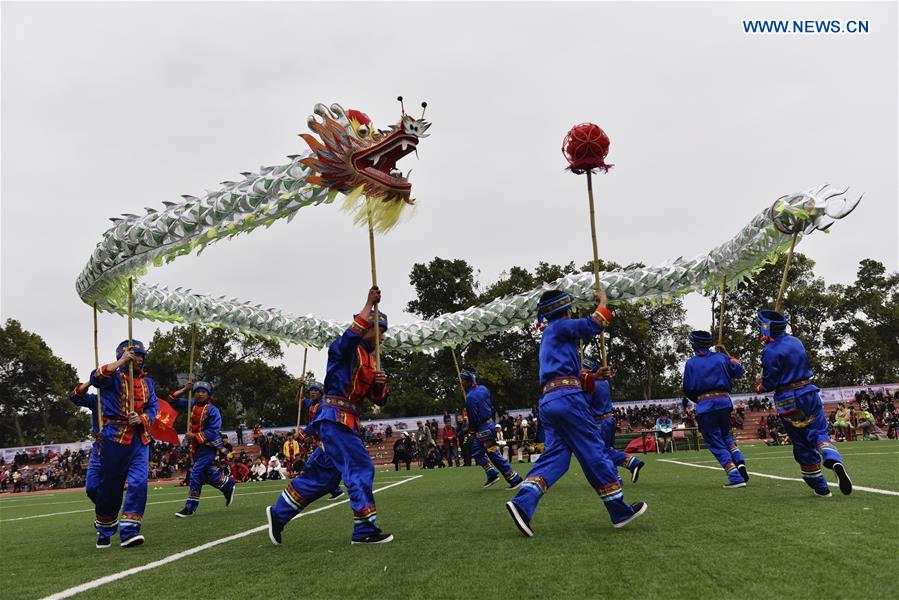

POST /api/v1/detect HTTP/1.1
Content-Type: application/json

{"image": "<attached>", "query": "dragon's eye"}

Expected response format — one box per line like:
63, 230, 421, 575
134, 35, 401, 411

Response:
357, 125, 370, 137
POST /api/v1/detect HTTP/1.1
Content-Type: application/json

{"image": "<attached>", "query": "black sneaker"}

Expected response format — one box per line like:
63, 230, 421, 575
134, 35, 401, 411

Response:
351, 532, 394, 545
631, 462, 643, 484
266, 506, 284, 545
329, 488, 345, 500
814, 488, 833, 498
738, 464, 750, 482
613, 501, 648, 529
483, 474, 500, 488
506, 500, 533, 537
832, 462, 853, 495
723, 481, 747, 489
175, 508, 194, 518
224, 484, 235, 507
508, 475, 523, 490
120, 534, 145, 548
96, 536, 111, 549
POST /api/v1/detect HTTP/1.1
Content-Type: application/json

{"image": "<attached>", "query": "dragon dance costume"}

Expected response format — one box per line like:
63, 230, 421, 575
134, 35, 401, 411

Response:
172, 382, 234, 516
581, 357, 644, 482
507, 291, 646, 536
461, 367, 522, 489
757, 310, 852, 496
683, 330, 748, 488
268, 310, 390, 544
302, 383, 344, 500
68, 383, 101, 503
89, 340, 158, 547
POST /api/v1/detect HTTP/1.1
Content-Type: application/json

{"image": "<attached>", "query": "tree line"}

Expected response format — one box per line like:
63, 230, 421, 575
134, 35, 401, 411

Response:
1, 255, 895, 446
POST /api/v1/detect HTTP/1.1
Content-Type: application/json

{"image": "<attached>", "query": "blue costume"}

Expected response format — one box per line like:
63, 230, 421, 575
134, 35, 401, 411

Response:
683, 330, 747, 487
172, 382, 234, 516
507, 291, 645, 536
268, 310, 390, 544
89, 340, 158, 547
757, 310, 851, 496
68, 384, 101, 503
461, 368, 522, 488
581, 356, 644, 481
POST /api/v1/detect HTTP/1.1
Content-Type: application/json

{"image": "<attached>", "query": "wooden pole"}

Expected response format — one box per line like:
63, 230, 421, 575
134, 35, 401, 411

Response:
367, 202, 381, 370
450, 346, 467, 406
585, 170, 608, 367
295, 347, 309, 431
774, 230, 800, 313
127, 277, 135, 413
717, 280, 727, 346
186, 325, 196, 434
93, 303, 102, 428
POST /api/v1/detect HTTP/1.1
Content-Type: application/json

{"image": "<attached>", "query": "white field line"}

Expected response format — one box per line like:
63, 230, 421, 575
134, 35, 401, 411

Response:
41, 475, 422, 600
1, 477, 418, 522
659, 459, 899, 497
0, 478, 414, 509
674, 451, 899, 464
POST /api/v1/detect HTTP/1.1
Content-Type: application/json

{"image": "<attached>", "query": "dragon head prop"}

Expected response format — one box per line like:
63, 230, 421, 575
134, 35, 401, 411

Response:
300, 102, 431, 232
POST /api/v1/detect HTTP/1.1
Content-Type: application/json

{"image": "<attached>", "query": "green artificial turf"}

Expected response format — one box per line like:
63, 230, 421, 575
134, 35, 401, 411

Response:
2, 441, 897, 600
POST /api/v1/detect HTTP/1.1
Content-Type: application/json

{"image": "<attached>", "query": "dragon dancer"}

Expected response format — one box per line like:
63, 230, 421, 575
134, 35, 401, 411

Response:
170, 381, 235, 517
68, 382, 101, 503
459, 367, 523, 489
301, 382, 345, 501
755, 310, 852, 497
683, 331, 749, 489
267, 286, 393, 545
89, 340, 158, 548
507, 287, 647, 537
580, 357, 644, 483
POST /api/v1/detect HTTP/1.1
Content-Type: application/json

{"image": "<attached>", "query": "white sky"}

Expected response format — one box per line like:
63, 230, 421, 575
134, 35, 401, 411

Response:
2, 1, 897, 389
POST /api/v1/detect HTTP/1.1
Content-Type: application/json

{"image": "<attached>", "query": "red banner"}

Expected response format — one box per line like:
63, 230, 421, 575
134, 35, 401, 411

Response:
149, 398, 180, 445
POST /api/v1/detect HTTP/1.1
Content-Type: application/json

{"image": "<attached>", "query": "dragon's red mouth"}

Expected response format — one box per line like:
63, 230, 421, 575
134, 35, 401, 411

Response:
351, 133, 417, 192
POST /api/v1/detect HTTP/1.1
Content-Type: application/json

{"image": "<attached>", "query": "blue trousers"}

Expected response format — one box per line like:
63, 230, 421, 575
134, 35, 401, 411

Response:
597, 417, 640, 473
86, 442, 101, 504
696, 407, 746, 485
184, 447, 233, 511
471, 424, 519, 483
779, 390, 842, 493
271, 420, 379, 541
94, 436, 149, 540
511, 393, 636, 525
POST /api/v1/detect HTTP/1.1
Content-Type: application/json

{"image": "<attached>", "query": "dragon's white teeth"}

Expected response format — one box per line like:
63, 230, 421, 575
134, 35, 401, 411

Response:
401, 141, 409, 151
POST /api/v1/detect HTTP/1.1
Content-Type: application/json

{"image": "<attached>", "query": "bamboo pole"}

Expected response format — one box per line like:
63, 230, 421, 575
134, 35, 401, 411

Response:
774, 230, 800, 313
450, 346, 467, 406
127, 277, 135, 413
92, 303, 102, 429
367, 202, 381, 370
585, 171, 608, 366
717, 280, 727, 346
186, 325, 196, 434
295, 347, 309, 431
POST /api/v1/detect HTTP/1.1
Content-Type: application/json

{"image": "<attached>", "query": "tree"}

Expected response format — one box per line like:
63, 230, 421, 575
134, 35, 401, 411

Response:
143, 326, 300, 429
0, 320, 90, 446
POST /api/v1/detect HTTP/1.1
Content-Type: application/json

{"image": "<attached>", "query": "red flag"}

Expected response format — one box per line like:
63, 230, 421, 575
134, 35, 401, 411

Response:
150, 398, 180, 445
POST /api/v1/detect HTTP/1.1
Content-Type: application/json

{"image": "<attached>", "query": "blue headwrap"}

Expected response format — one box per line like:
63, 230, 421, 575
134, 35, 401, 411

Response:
359, 310, 388, 331
581, 356, 601, 372
193, 381, 214, 396
689, 330, 714, 349
309, 382, 324, 394
537, 291, 572, 324
459, 366, 478, 383
757, 310, 788, 337
116, 339, 146, 359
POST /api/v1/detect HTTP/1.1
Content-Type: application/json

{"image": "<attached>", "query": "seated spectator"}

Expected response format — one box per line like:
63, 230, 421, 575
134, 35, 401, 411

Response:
267, 455, 287, 480
833, 403, 852, 441
655, 413, 674, 453
857, 408, 877, 440
230, 460, 251, 483
250, 458, 267, 481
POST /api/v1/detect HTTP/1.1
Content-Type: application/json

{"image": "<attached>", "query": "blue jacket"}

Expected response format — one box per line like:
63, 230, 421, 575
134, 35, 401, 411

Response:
89, 364, 158, 445
683, 350, 745, 414
172, 398, 225, 451
760, 333, 818, 419
465, 385, 495, 431
68, 387, 100, 448
315, 315, 388, 432
539, 308, 609, 402
587, 379, 613, 418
